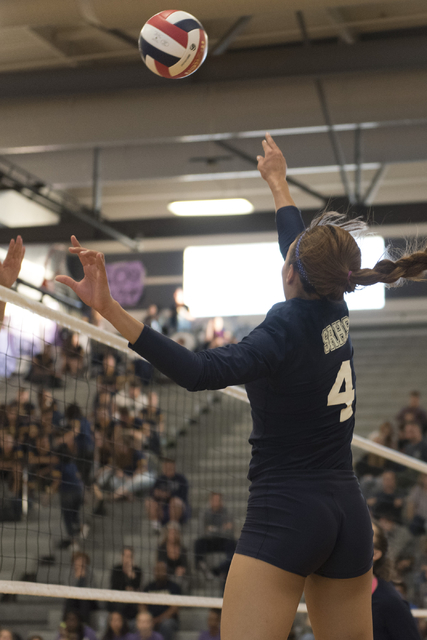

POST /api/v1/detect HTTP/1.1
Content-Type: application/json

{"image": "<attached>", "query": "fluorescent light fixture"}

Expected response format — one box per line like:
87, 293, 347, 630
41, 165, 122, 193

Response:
184, 235, 385, 318
0, 190, 59, 227
168, 198, 254, 216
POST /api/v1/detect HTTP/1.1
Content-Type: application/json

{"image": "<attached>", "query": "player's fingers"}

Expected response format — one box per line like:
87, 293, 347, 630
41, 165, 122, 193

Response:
262, 139, 271, 153
71, 236, 81, 248
55, 275, 78, 291
265, 132, 280, 150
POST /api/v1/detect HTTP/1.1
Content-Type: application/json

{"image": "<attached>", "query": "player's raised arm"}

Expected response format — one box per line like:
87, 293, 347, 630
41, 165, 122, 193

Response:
0, 236, 26, 325
258, 133, 305, 260
257, 133, 296, 211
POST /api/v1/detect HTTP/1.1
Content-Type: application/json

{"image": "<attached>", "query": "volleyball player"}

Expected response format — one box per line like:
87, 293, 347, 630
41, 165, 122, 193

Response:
0, 236, 25, 325
57, 134, 427, 640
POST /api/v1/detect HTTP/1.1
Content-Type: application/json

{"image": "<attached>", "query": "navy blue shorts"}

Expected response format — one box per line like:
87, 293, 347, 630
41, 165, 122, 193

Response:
236, 469, 373, 579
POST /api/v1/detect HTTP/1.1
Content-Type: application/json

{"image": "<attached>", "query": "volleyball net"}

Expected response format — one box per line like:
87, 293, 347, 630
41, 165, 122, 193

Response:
1, 284, 427, 631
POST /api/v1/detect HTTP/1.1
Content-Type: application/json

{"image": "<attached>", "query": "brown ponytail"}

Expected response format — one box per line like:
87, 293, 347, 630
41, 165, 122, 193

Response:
291, 211, 427, 301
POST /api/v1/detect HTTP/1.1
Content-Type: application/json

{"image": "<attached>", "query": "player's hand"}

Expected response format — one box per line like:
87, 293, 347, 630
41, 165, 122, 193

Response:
257, 133, 288, 188
0, 236, 25, 289
55, 236, 114, 316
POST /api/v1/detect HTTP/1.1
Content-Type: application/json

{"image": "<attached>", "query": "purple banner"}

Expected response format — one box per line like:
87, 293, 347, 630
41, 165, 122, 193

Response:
105, 260, 146, 308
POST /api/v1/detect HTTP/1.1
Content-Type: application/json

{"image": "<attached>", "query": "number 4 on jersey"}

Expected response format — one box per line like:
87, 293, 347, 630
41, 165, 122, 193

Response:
327, 360, 355, 422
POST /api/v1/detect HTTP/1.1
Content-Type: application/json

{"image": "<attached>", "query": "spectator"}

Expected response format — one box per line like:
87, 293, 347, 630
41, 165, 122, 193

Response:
356, 422, 396, 478
64, 552, 98, 624
129, 612, 163, 640
157, 523, 188, 584
108, 547, 142, 622
95, 434, 154, 502
26, 343, 63, 388
103, 611, 131, 640
394, 554, 418, 604
194, 493, 236, 579
135, 420, 161, 460
367, 471, 405, 522
56, 610, 97, 640
397, 391, 427, 433
95, 390, 114, 415
407, 474, 427, 536
97, 353, 124, 395
94, 406, 115, 441
62, 332, 84, 377
205, 317, 226, 349
0, 432, 23, 497
197, 609, 221, 640
140, 393, 165, 445
143, 561, 180, 640
27, 433, 59, 496
66, 403, 94, 486
54, 439, 85, 548
166, 287, 193, 335
403, 422, 427, 462
146, 459, 189, 533
115, 378, 148, 421
376, 505, 415, 566
144, 305, 162, 333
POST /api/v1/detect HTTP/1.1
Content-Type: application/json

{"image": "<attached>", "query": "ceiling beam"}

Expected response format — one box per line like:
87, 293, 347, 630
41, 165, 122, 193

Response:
0, 30, 426, 99
211, 15, 252, 56
1, 201, 426, 246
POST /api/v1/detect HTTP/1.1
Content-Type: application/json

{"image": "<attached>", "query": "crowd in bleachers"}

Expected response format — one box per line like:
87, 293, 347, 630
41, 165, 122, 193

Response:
0, 310, 241, 640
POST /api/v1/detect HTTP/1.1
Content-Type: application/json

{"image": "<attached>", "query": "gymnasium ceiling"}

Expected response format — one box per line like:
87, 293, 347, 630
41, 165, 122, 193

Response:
0, 0, 426, 252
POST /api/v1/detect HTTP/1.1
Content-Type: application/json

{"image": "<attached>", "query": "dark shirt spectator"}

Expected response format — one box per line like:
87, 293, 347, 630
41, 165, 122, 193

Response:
194, 493, 236, 577
26, 343, 63, 387
64, 553, 98, 623
143, 562, 180, 640
367, 471, 405, 522
402, 423, 427, 462
147, 459, 189, 531
397, 390, 427, 433
108, 547, 142, 620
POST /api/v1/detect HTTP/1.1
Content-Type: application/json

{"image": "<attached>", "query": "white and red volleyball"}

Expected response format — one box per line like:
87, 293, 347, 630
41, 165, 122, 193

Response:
139, 10, 208, 79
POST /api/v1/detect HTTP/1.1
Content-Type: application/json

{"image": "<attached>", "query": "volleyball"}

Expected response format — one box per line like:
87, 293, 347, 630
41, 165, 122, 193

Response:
139, 10, 208, 79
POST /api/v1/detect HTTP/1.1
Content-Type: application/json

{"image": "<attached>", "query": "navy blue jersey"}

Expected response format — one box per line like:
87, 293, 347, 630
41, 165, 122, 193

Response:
130, 206, 357, 477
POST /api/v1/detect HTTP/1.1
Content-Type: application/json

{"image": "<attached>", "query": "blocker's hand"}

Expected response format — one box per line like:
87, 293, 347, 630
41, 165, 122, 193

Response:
55, 236, 114, 315
0, 236, 25, 289
257, 133, 288, 187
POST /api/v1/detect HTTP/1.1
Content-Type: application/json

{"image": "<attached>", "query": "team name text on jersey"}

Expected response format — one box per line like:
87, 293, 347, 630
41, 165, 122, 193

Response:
322, 316, 350, 354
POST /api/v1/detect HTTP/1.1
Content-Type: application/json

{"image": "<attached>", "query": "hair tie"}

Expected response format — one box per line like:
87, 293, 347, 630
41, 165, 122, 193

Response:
347, 270, 352, 282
